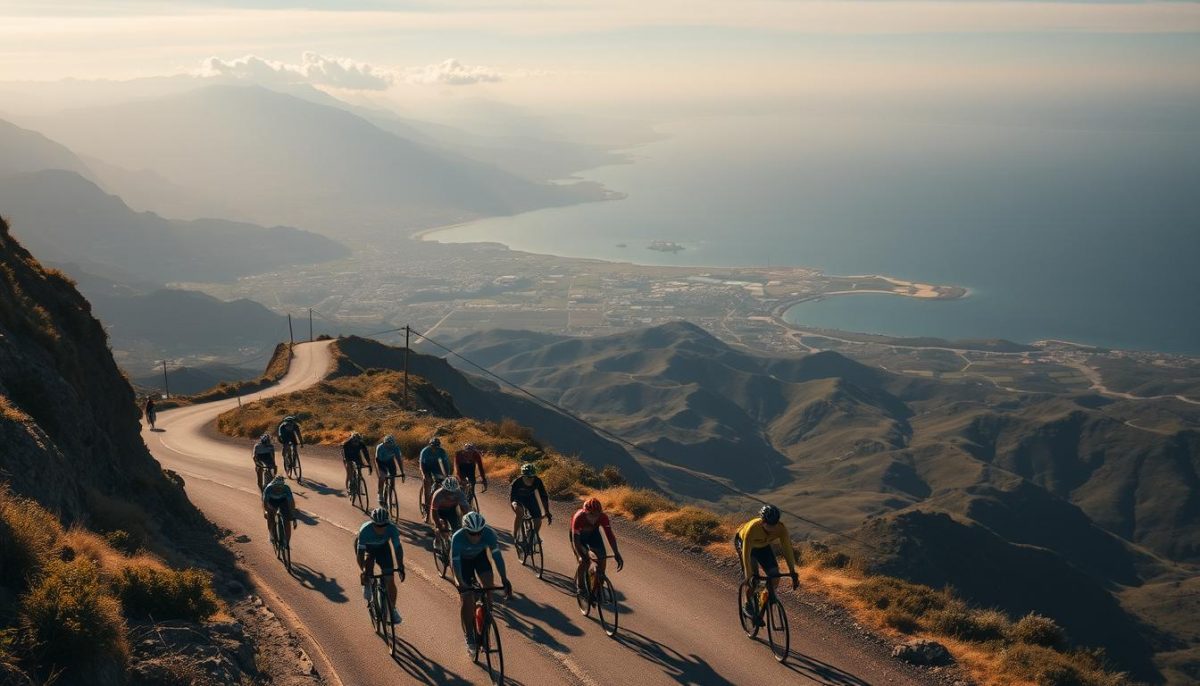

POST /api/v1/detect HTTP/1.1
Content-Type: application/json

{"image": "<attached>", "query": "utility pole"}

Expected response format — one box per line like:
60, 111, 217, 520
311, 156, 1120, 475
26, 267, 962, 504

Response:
287, 313, 295, 348
404, 326, 410, 409
161, 360, 170, 398
309, 308, 314, 342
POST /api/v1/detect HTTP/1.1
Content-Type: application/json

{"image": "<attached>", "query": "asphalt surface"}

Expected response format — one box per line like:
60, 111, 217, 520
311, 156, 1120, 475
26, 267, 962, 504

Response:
144, 340, 929, 686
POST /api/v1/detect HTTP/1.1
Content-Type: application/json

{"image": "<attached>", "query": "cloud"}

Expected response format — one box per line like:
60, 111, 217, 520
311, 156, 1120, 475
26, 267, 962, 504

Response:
402, 59, 503, 86
199, 52, 394, 90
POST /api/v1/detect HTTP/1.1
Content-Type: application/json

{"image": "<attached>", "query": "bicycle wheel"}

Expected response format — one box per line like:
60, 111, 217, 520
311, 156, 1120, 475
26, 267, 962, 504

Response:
368, 584, 383, 635
418, 483, 429, 519
766, 598, 789, 663
482, 614, 504, 685
738, 582, 760, 638
468, 485, 480, 513
576, 569, 593, 615
515, 520, 530, 565
597, 576, 619, 637
383, 595, 398, 656
434, 536, 449, 578
386, 483, 399, 520
530, 528, 544, 579
293, 450, 302, 482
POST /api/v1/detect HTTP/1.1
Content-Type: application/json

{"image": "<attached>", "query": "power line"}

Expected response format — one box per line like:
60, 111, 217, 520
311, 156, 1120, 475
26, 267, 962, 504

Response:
405, 325, 878, 552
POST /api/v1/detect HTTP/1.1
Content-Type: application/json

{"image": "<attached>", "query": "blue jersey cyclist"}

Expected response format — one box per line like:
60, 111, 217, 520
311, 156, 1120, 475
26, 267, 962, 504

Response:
356, 507, 406, 625
374, 435, 406, 504
419, 437, 451, 516
262, 475, 296, 547
451, 512, 512, 655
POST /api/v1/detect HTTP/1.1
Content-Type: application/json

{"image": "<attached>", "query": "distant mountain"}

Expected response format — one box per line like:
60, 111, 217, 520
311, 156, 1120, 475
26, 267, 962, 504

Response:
130, 362, 260, 396
0, 118, 92, 179
35, 85, 610, 235
0, 169, 348, 282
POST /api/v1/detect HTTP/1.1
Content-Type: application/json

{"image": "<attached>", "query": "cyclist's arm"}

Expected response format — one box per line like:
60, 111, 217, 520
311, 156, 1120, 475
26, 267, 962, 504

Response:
535, 478, 550, 511
486, 530, 507, 579
775, 523, 797, 574
389, 527, 404, 567
475, 452, 487, 481
739, 521, 755, 578
440, 451, 451, 477
600, 517, 619, 551
450, 533, 465, 583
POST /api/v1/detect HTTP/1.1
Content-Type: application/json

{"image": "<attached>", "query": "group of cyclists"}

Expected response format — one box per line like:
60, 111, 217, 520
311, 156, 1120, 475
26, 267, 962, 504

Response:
249, 414, 798, 655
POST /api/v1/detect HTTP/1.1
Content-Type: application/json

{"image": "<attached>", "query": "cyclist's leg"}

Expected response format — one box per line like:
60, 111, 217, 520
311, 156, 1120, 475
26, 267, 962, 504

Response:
588, 534, 608, 593
529, 498, 544, 538
572, 536, 590, 590
459, 556, 483, 641
265, 504, 277, 541
281, 502, 293, 545
343, 457, 354, 488
510, 500, 525, 540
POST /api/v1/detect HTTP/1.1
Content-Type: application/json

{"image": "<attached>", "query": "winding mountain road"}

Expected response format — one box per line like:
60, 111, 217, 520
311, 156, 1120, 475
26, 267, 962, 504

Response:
144, 341, 929, 686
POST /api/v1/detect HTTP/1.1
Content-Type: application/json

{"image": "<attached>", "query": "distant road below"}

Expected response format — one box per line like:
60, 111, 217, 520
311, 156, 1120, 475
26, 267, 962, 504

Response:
144, 341, 930, 686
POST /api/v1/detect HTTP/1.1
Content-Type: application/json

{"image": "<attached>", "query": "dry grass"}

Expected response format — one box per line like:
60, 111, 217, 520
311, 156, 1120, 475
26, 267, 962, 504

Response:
20, 558, 130, 678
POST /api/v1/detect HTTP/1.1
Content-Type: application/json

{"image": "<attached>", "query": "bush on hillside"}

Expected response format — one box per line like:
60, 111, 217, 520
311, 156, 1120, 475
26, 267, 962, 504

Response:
20, 558, 129, 677
600, 466, 626, 487
540, 457, 605, 499
497, 418, 534, 443
927, 604, 1009, 643
114, 565, 219, 622
1009, 612, 1068, 650
515, 446, 544, 463
0, 489, 60, 590
621, 489, 676, 519
852, 576, 952, 617
1000, 644, 1127, 686
662, 507, 723, 545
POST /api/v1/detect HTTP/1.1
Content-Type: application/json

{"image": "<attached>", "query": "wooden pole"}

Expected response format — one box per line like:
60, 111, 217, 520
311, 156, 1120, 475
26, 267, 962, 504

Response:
161, 360, 170, 398
404, 326, 410, 409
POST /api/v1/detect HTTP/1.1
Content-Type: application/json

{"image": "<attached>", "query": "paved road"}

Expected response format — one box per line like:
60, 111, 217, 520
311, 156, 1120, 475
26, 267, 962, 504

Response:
145, 341, 926, 686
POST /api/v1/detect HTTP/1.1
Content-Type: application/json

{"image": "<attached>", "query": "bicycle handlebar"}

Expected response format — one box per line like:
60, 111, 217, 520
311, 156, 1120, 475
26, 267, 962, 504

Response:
750, 572, 798, 581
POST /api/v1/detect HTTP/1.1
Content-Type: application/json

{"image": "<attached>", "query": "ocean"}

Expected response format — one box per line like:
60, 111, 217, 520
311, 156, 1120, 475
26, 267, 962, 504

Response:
427, 114, 1200, 354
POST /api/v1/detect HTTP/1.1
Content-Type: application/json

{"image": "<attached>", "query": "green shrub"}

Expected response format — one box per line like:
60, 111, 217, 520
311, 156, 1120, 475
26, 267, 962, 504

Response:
0, 489, 60, 591
622, 490, 676, 519
601, 466, 626, 487
852, 576, 951, 616
1009, 612, 1068, 650
541, 457, 604, 499
114, 565, 219, 622
662, 507, 723, 545
1001, 644, 1129, 686
883, 606, 920, 633
515, 446, 544, 463
20, 558, 128, 676
927, 604, 1009, 642
801, 541, 854, 569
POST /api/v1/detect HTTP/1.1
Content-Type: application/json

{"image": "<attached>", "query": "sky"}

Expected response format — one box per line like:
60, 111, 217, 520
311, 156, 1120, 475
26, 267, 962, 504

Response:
1, 1, 1198, 117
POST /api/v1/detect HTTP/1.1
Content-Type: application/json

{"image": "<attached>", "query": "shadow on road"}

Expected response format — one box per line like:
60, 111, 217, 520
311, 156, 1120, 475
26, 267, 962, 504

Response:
778, 647, 873, 686
396, 520, 436, 553
298, 479, 343, 498
390, 637, 474, 685
294, 510, 320, 526
289, 562, 349, 604
614, 628, 737, 686
498, 591, 582, 652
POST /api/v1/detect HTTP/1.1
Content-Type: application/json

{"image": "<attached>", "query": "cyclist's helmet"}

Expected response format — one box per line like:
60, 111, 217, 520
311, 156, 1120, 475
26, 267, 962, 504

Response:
759, 504, 782, 525
350, 431, 361, 440
284, 415, 296, 423
271, 475, 285, 486
370, 507, 389, 525
520, 463, 536, 477
464, 442, 475, 450
442, 476, 461, 492
430, 437, 441, 446
583, 497, 603, 513
384, 434, 395, 444
463, 511, 486, 533
259, 434, 271, 444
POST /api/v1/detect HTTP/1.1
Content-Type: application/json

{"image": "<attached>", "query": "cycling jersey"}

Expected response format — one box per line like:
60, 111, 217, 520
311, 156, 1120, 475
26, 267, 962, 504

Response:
431, 488, 464, 512
510, 476, 549, 507
455, 448, 484, 480
376, 442, 402, 463
342, 437, 369, 464
262, 482, 294, 507
571, 509, 618, 550
277, 421, 302, 445
419, 444, 450, 475
253, 443, 275, 466
736, 518, 797, 578
450, 526, 507, 582
356, 521, 403, 556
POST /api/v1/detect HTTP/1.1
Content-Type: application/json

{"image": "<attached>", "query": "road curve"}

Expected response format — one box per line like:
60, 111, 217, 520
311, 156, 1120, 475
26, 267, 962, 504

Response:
144, 341, 929, 686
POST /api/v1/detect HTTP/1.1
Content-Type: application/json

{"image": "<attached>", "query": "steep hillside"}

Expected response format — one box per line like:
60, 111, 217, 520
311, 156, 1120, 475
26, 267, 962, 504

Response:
0, 169, 348, 283
36, 85, 609, 235
0, 118, 92, 179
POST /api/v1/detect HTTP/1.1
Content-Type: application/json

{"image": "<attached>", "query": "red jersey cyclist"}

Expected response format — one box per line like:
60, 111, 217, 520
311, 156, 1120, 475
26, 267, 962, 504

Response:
454, 442, 487, 499
570, 497, 624, 597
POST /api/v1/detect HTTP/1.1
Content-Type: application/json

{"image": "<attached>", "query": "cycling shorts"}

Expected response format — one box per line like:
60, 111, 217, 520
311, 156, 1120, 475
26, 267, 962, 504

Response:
377, 459, 398, 477
734, 533, 779, 576
436, 506, 462, 531
265, 499, 292, 519
344, 453, 366, 466
460, 553, 493, 582
362, 545, 396, 574
512, 495, 542, 519
254, 454, 277, 471
457, 462, 478, 481
573, 528, 606, 558
422, 464, 446, 480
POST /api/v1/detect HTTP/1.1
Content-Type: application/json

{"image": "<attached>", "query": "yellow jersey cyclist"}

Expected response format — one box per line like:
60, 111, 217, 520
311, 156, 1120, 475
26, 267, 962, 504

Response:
429, 476, 470, 548
356, 507, 407, 625
374, 434, 406, 504
262, 475, 296, 547
451, 512, 513, 655
735, 504, 798, 624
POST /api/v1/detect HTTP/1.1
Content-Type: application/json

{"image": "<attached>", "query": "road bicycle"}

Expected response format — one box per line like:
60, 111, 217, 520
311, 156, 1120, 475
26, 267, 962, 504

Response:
380, 474, 402, 522
514, 512, 546, 579
462, 478, 484, 512
269, 509, 292, 573
431, 516, 453, 579
255, 460, 275, 492
418, 475, 445, 520
366, 572, 399, 656
738, 572, 796, 663
574, 547, 619, 637
463, 583, 506, 685
347, 465, 369, 512
282, 442, 302, 481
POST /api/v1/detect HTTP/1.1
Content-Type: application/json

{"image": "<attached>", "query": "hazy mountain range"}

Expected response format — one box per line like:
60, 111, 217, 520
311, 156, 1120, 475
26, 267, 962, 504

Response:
446, 322, 1200, 681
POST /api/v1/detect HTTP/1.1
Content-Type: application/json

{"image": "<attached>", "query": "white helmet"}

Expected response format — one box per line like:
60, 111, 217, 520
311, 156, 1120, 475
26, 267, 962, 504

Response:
442, 476, 461, 492
462, 512, 486, 533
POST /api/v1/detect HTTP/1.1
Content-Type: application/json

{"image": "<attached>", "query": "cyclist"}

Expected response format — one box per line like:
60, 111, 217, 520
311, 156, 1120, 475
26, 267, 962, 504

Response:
429, 477, 470, 548
356, 507, 406, 625
451, 512, 512, 655
419, 437, 450, 515
374, 434, 406, 505
510, 463, 552, 543
277, 415, 303, 456
252, 434, 276, 488
262, 475, 296, 547
570, 497, 623, 597
735, 504, 799, 623
144, 396, 157, 430
454, 442, 487, 502
342, 431, 372, 502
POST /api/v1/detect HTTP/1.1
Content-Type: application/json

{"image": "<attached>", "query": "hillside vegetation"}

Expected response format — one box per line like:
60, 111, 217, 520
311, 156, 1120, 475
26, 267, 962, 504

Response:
217, 335, 1134, 686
